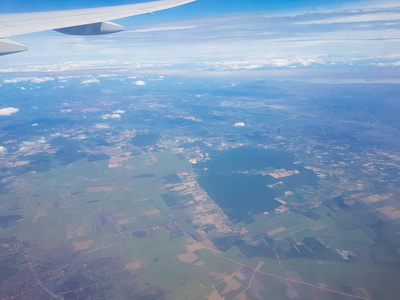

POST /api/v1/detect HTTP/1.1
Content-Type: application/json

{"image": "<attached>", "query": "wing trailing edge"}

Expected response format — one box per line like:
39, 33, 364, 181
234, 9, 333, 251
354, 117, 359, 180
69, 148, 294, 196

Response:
0, 38, 28, 56
55, 21, 125, 35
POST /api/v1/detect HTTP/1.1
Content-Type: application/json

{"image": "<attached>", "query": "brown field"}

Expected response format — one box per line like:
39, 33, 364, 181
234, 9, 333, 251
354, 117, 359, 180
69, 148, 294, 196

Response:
213, 271, 243, 295
267, 181, 284, 188
275, 205, 289, 213
86, 186, 118, 193
201, 239, 222, 254
362, 194, 391, 203
108, 156, 131, 168
67, 225, 85, 239
117, 219, 130, 225
286, 271, 304, 283
33, 210, 47, 223
73, 240, 93, 251
235, 293, 247, 300
379, 206, 400, 219
186, 242, 204, 253
207, 290, 224, 300
222, 277, 242, 294
109, 156, 130, 164
178, 252, 198, 263
108, 163, 123, 168
170, 185, 186, 191
239, 227, 248, 234
255, 261, 264, 272
143, 208, 161, 216
267, 227, 286, 236
269, 169, 299, 179
195, 260, 205, 266
275, 198, 287, 205
133, 198, 149, 203
124, 260, 142, 271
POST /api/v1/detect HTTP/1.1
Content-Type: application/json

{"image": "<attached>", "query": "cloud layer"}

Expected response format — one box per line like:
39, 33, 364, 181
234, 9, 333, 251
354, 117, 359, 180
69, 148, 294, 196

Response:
3, 77, 54, 84
0, 1, 398, 82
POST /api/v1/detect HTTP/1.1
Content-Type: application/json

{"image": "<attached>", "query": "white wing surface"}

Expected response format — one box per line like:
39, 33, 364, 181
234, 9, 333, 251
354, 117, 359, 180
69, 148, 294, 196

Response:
0, 0, 195, 55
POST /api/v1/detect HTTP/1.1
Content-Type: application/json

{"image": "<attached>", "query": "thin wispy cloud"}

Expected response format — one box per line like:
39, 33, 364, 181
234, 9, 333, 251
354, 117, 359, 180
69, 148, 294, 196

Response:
129, 25, 197, 33
295, 12, 400, 24
94, 123, 110, 129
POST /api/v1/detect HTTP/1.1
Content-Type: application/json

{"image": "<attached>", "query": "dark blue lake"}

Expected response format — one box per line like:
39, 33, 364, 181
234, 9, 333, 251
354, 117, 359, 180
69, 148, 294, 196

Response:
197, 148, 318, 223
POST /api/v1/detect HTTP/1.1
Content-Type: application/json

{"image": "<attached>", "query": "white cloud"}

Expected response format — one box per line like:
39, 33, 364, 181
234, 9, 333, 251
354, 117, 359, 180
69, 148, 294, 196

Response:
234, 122, 245, 127
58, 76, 74, 80
19, 137, 47, 152
98, 74, 117, 77
0, 107, 19, 116
32, 123, 39, 127
0, 146, 7, 154
4, 77, 54, 84
51, 133, 70, 138
102, 114, 121, 120
32, 77, 54, 83
204, 56, 327, 70
73, 134, 87, 140
81, 78, 100, 84
113, 110, 125, 114
133, 80, 146, 86
295, 12, 400, 25
95, 123, 110, 129
60, 109, 72, 113
183, 116, 202, 122
372, 61, 400, 67
130, 25, 196, 33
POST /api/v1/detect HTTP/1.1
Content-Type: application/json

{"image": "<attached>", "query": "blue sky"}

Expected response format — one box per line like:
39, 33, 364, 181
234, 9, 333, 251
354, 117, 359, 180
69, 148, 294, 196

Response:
1, 0, 364, 16
0, 1, 363, 28
1, 0, 399, 83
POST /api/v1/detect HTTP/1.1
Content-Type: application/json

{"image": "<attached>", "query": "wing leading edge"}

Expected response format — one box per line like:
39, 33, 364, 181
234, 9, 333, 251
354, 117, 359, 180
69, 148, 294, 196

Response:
0, 0, 195, 55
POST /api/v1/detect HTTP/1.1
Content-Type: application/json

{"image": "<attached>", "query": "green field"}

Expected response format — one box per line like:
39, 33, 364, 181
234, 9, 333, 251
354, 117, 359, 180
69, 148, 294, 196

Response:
1, 150, 399, 299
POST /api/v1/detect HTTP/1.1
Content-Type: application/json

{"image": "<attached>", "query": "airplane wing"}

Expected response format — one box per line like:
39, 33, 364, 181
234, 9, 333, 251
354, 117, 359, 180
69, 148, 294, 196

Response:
0, 0, 196, 55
